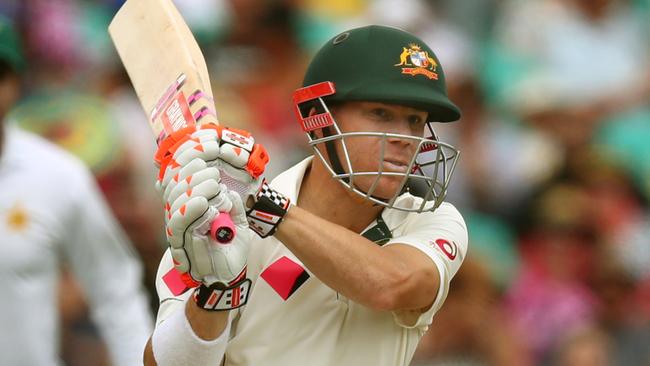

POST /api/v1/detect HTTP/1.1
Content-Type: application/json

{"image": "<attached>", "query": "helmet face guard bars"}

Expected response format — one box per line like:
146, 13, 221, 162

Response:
293, 82, 461, 213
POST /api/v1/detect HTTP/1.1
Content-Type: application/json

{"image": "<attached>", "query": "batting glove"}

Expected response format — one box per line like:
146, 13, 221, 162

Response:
165, 158, 252, 291
155, 124, 269, 204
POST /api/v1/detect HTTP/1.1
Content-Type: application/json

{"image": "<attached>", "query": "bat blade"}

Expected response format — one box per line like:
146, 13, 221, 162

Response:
109, 0, 218, 143
109, 0, 235, 244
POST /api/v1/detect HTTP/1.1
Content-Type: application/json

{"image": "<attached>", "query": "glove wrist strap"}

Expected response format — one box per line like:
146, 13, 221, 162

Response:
246, 179, 291, 238
193, 276, 252, 312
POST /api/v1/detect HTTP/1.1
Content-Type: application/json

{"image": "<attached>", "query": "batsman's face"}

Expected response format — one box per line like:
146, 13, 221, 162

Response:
330, 101, 427, 200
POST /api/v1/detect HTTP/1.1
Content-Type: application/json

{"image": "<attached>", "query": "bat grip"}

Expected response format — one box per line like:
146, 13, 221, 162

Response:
210, 213, 236, 244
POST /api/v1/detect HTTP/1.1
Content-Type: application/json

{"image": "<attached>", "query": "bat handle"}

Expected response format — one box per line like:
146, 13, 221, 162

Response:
210, 213, 236, 244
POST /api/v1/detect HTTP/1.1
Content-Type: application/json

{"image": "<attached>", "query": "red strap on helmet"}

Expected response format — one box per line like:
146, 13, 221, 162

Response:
292, 82, 337, 132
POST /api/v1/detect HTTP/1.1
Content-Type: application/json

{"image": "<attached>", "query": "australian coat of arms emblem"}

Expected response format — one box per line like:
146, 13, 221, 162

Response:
394, 44, 439, 80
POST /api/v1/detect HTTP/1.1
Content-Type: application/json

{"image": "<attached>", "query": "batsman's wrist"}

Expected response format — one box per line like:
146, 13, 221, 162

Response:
246, 179, 291, 238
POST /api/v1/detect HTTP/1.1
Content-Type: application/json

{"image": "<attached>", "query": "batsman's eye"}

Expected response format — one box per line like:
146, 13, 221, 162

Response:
369, 108, 391, 121
408, 115, 424, 127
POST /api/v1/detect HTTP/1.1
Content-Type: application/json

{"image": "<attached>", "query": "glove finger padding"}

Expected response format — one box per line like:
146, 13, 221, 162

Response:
169, 179, 222, 217
157, 127, 221, 193
167, 168, 221, 214
167, 195, 210, 249
164, 158, 217, 204
162, 157, 203, 202
173, 138, 220, 167
168, 195, 219, 282
190, 128, 220, 142
220, 143, 250, 170
227, 190, 248, 226
207, 183, 233, 213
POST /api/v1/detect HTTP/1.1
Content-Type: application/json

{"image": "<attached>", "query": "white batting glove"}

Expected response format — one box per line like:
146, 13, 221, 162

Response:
156, 127, 221, 195
165, 158, 252, 287
155, 124, 269, 207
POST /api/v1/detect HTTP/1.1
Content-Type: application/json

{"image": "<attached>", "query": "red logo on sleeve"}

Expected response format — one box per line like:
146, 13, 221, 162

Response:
434, 239, 458, 260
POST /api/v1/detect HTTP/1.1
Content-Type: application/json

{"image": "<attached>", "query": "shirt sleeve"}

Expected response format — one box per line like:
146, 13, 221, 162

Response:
61, 165, 153, 366
384, 202, 468, 329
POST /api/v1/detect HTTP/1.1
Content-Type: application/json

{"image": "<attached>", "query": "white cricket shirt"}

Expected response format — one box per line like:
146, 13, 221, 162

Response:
156, 156, 468, 366
0, 126, 153, 366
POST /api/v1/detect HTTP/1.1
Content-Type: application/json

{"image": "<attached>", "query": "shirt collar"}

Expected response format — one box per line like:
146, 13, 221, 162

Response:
269, 156, 313, 203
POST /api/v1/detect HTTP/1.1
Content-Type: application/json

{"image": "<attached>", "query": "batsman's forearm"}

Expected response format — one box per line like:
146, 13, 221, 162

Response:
274, 206, 415, 310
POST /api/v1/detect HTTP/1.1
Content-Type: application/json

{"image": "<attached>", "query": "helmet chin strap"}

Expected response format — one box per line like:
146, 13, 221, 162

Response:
322, 126, 349, 184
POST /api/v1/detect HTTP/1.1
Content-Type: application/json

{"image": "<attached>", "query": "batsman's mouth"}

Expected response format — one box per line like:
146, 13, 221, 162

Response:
382, 159, 409, 173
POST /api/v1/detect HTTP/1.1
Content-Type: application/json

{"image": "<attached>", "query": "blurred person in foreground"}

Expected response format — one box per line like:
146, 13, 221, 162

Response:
0, 17, 153, 365
145, 25, 467, 365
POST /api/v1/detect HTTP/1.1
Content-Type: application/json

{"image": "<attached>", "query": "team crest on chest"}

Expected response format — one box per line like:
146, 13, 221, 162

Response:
394, 44, 439, 80
6, 203, 29, 232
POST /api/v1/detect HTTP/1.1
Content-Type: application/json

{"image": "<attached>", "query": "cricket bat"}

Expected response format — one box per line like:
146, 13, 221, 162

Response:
109, 0, 234, 243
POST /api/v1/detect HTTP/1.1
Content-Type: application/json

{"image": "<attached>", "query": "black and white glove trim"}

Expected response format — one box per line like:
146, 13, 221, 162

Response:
193, 274, 252, 311
246, 179, 291, 238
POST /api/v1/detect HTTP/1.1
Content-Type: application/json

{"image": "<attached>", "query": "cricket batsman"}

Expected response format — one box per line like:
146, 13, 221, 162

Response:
146, 25, 468, 366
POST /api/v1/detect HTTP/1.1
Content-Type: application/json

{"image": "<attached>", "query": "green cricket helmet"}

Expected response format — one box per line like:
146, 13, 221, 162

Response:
293, 25, 461, 212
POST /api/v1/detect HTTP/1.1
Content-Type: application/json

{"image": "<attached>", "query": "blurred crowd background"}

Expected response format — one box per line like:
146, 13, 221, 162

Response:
1, 0, 649, 365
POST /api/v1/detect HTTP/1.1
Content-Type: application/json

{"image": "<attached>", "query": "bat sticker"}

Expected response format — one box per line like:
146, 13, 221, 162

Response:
151, 74, 195, 136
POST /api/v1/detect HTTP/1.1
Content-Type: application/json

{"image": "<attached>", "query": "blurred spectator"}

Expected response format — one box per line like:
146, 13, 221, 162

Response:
412, 256, 531, 366
504, 145, 650, 364
443, 77, 563, 216
200, 0, 314, 177
0, 15, 152, 365
486, 0, 650, 151
489, 0, 650, 113
505, 180, 601, 363
589, 247, 650, 365
596, 107, 650, 208
551, 326, 613, 366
